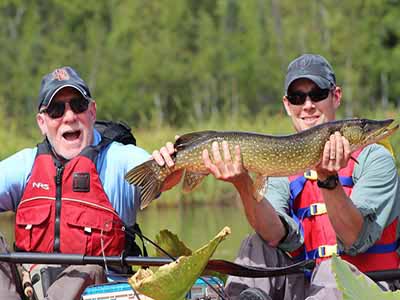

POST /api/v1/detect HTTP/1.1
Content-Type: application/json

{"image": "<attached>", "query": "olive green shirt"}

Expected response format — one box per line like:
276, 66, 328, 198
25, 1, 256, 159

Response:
265, 144, 400, 255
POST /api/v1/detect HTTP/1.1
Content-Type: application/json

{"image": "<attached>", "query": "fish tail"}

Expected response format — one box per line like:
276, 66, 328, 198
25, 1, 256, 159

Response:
125, 160, 164, 209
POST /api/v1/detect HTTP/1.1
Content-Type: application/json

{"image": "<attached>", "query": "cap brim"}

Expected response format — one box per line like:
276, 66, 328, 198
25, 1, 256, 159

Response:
286, 75, 332, 93
45, 84, 90, 108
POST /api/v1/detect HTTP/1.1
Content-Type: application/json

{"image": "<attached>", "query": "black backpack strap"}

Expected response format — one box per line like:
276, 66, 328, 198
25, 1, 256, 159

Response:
94, 120, 136, 146
125, 223, 148, 257
81, 120, 136, 161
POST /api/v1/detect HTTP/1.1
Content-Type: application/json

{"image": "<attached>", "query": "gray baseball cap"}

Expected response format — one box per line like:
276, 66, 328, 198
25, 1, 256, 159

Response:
284, 54, 336, 93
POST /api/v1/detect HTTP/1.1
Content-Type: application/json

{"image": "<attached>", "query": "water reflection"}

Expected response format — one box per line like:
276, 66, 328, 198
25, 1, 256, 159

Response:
0, 205, 253, 261
138, 205, 253, 260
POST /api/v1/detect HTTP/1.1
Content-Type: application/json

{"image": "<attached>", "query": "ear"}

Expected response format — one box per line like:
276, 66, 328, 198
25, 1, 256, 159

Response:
36, 113, 47, 136
88, 100, 97, 123
282, 96, 292, 116
332, 86, 342, 109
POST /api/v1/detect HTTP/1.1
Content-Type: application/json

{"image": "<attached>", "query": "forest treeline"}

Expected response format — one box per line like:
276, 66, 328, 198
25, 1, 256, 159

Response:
1, 0, 400, 128
1, 0, 400, 204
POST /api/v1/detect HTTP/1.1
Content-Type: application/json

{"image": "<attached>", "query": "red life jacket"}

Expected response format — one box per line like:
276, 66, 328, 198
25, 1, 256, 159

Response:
15, 139, 125, 256
288, 148, 399, 273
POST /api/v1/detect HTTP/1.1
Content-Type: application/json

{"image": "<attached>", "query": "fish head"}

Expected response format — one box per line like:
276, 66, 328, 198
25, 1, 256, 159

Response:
339, 118, 398, 150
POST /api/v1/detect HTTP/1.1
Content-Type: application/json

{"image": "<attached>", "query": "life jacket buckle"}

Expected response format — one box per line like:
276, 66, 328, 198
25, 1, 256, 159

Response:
304, 170, 318, 180
318, 244, 338, 258
310, 203, 327, 216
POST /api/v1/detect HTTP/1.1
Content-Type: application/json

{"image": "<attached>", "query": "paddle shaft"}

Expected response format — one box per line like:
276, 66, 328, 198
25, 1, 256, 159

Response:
0, 253, 397, 281
0, 252, 314, 278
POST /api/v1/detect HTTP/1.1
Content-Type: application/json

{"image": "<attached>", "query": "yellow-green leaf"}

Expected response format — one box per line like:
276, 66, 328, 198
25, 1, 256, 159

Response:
154, 229, 193, 257
128, 226, 231, 300
332, 255, 400, 300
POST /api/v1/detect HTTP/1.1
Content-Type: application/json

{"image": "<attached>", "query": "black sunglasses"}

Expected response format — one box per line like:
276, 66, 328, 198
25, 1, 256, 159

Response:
286, 88, 332, 105
40, 97, 90, 119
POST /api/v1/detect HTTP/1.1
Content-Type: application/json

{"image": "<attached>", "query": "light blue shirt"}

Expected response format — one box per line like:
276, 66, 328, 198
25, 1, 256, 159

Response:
0, 129, 150, 226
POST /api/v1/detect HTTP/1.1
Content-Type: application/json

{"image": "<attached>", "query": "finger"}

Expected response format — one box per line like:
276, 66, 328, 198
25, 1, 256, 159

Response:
322, 141, 331, 165
166, 142, 175, 154
212, 141, 225, 170
222, 141, 232, 163
202, 149, 212, 167
203, 149, 220, 177
160, 146, 174, 167
334, 131, 343, 162
222, 141, 234, 174
152, 150, 165, 166
234, 145, 242, 165
342, 136, 351, 162
329, 134, 336, 160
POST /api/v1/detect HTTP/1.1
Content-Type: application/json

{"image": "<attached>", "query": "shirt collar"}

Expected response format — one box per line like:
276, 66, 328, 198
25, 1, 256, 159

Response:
93, 128, 102, 146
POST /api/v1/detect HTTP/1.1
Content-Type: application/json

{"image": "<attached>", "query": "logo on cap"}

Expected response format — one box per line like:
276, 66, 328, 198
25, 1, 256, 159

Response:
298, 56, 312, 70
52, 68, 70, 81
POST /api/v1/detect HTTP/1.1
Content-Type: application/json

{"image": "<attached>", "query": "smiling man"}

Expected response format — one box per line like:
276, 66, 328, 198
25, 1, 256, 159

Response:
154, 54, 400, 300
221, 54, 400, 299
0, 66, 176, 300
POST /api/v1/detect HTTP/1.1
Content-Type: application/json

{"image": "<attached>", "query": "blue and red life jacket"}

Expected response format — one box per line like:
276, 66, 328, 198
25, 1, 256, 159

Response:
288, 148, 399, 273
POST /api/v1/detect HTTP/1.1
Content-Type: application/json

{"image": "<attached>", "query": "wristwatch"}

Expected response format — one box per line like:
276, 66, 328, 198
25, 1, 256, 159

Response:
317, 174, 339, 190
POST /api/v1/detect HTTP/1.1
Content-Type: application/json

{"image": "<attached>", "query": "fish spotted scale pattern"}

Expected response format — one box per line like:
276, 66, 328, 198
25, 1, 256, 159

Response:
125, 119, 398, 209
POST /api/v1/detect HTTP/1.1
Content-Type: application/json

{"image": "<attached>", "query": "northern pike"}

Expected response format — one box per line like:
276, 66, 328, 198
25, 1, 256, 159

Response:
125, 118, 398, 209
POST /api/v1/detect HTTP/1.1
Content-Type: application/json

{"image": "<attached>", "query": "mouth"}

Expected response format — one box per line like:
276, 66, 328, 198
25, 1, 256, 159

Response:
301, 116, 320, 123
367, 120, 399, 142
62, 129, 82, 142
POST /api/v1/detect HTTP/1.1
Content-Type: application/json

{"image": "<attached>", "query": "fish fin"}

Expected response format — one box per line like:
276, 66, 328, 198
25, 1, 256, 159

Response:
175, 131, 218, 150
182, 171, 207, 193
125, 160, 164, 209
253, 175, 268, 202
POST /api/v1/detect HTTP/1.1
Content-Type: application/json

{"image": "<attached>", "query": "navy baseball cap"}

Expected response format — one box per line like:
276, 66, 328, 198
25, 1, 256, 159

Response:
284, 54, 336, 93
37, 66, 91, 111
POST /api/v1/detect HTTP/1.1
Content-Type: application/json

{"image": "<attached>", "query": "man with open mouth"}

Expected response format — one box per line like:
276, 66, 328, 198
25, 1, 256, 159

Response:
0, 66, 177, 300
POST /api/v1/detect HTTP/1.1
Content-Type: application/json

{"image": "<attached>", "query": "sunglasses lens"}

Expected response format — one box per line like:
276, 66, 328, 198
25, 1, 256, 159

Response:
70, 97, 89, 114
287, 89, 330, 105
309, 89, 330, 101
287, 93, 306, 105
43, 97, 89, 119
47, 102, 66, 118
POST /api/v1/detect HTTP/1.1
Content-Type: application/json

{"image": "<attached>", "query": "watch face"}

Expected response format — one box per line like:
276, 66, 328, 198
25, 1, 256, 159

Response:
317, 174, 339, 190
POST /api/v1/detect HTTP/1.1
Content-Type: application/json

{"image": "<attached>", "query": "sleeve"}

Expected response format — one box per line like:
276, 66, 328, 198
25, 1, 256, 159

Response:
98, 142, 151, 226
265, 177, 304, 252
339, 144, 400, 255
0, 148, 36, 212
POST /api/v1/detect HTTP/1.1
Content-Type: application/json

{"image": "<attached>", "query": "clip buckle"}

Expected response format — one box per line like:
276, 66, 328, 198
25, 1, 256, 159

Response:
310, 203, 327, 216
304, 170, 318, 180
318, 244, 338, 258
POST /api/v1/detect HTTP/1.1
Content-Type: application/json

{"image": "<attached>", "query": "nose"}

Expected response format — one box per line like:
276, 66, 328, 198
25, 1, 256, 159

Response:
62, 103, 78, 121
303, 96, 315, 108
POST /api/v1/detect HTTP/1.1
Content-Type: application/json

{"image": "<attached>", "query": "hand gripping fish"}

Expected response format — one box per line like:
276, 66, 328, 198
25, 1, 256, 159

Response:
125, 118, 398, 209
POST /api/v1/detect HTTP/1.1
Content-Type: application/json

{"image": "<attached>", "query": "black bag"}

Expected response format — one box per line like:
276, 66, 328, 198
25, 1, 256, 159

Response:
94, 120, 136, 146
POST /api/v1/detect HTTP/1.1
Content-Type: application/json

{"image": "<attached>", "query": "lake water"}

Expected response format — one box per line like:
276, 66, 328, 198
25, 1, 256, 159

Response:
0, 205, 253, 261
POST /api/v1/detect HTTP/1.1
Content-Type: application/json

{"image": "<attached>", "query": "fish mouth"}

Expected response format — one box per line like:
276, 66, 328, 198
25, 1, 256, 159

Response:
365, 119, 399, 142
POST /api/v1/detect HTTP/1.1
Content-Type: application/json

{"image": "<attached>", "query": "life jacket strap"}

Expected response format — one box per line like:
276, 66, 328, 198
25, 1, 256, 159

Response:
306, 240, 400, 259
297, 203, 327, 219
